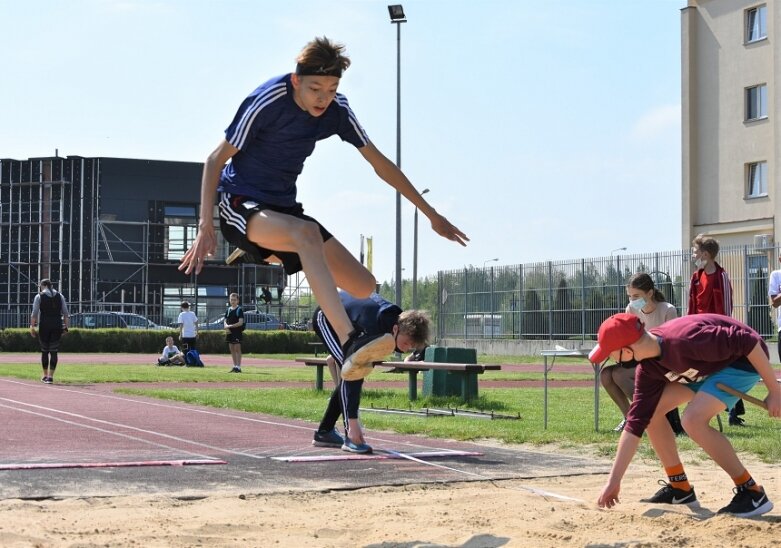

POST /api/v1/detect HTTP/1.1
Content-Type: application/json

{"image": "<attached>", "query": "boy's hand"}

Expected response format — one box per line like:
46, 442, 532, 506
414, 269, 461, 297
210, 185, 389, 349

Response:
429, 212, 469, 247
179, 226, 217, 275
766, 389, 781, 418
597, 480, 621, 508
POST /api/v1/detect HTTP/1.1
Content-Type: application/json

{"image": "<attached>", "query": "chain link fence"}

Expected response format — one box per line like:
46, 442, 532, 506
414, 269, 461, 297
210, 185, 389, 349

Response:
437, 245, 778, 341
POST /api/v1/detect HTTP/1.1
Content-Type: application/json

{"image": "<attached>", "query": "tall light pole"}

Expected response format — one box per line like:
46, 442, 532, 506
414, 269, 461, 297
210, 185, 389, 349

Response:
483, 258, 499, 269
388, 4, 406, 306
412, 187, 430, 308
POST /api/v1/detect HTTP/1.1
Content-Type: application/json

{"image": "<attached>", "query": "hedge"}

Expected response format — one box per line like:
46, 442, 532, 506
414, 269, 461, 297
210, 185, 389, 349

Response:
0, 328, 320, 354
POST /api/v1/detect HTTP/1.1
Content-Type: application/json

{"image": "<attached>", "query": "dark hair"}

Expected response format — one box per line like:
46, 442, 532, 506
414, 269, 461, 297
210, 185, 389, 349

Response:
627, 273, 666, 303
295, 36, 351, 77
39, 279, 53, 289
692, 233, 720, 258
181, 301, 190, 309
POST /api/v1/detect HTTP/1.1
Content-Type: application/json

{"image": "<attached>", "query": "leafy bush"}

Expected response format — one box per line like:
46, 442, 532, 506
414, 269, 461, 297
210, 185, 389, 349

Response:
0, 328, 319, 354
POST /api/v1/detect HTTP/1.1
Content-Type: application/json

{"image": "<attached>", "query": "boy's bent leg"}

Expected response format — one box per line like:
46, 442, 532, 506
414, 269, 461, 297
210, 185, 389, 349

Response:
682, 391, 745, 477
323, 238, 376, 299
246, 211, 354, 343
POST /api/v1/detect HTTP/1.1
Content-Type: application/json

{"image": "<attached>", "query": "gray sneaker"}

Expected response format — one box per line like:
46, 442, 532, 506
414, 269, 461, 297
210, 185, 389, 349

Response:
312, 429, 344, 448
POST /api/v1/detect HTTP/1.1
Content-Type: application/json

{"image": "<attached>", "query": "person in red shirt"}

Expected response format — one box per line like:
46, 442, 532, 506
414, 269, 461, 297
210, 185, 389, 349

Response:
590, 313, 780, 518
687, 234, 747, 426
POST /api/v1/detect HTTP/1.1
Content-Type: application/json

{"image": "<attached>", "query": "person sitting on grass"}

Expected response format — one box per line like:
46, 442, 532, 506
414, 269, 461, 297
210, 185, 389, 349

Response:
311, 291, 430, 454
158, 336, 185, 366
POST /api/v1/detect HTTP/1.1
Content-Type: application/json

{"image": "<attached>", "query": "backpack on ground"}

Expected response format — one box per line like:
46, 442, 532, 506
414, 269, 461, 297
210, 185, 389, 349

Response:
185, 349, 204, 367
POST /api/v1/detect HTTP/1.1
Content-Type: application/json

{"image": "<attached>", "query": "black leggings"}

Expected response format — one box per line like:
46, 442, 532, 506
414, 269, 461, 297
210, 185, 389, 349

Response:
41, 351, 58, 370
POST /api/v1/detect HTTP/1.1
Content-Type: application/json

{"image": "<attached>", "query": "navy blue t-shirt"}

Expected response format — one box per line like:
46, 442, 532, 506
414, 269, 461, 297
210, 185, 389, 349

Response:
219, 74, 370, 207
340, 292, 401, 335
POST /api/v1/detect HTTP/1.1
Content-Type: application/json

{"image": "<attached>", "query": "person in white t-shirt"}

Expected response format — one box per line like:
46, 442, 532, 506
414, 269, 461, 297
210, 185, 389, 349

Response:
768, 253, 781, 362
600, 273, 681, 433
177, 301, 199, 351
158, 336, 185, 365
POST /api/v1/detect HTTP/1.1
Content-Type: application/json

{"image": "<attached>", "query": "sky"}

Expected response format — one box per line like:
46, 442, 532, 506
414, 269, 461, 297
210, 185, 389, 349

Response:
0, 0, 685, 283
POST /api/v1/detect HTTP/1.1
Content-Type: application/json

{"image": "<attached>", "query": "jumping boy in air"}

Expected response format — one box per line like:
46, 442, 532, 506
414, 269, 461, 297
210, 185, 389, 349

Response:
179, 36, 467, 377
590, 313, 780, 517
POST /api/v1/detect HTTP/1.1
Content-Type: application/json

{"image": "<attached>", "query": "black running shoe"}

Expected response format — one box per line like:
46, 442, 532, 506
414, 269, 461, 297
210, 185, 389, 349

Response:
640, 480, 697, 504
340, 331, 395, 381
729, 415, 746, 426
717, 486, 774, 517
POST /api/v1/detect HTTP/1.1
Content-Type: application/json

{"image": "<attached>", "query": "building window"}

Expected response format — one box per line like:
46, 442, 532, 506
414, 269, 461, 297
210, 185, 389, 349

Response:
164, 205, 197, 260
747, 161, 768, 198
745, 84, 768, 121
745, 5, 767, 43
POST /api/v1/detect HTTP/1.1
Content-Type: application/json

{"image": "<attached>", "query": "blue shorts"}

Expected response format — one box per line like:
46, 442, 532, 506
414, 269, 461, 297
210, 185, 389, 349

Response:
685, 366, 760, 410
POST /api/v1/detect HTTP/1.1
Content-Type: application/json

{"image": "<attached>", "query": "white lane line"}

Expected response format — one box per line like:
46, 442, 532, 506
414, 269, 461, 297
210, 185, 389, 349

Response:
0, 379, 446, 452
384, 449, 585, 503
0, 397, 266, 460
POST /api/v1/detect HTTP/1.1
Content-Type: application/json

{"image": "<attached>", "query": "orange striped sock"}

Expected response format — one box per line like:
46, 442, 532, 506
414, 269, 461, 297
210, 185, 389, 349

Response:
665, 463, 691, 491
732, 470, 762, 493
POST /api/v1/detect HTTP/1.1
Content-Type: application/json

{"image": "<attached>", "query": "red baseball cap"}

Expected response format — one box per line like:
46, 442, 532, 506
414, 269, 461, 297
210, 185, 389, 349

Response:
588, 313, 645, 364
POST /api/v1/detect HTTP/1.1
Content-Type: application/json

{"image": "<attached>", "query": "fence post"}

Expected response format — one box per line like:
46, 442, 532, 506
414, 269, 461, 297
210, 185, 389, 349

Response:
581, 258, 586, 341
547, 261, 554, 341
518, 263, 524, 339
463, 267, 469, 340
490, 266, 495, 339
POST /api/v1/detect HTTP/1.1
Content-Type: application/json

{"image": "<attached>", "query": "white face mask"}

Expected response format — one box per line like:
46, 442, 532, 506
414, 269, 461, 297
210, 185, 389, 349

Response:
629, 297, 647, 310
694, 258, 707, 269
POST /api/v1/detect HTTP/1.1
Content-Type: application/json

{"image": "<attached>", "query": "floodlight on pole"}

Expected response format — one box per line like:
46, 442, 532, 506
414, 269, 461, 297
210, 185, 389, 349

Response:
412, 187, 430, 308
388, 4, 406, 307
483, 258, 499, 269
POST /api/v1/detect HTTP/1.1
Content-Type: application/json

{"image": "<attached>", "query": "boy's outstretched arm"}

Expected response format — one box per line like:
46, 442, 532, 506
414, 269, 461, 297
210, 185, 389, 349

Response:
359, 142, 469, 247
180, 139, 239, 275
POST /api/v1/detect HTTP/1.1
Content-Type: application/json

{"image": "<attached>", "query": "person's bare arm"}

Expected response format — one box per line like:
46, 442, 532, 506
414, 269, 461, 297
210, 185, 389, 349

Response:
358, 142, 469, 247
179, 139, 239, 274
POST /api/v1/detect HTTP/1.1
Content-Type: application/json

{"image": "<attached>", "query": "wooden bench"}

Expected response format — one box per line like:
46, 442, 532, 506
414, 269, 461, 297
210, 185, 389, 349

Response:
295, 357, 501, 400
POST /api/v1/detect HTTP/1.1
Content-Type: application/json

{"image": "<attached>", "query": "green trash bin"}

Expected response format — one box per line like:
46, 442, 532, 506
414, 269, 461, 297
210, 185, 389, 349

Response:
422, 346, 479, 400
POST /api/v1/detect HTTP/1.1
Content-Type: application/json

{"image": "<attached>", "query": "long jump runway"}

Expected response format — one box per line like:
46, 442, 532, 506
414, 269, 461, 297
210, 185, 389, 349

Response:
0, 378, 610, 500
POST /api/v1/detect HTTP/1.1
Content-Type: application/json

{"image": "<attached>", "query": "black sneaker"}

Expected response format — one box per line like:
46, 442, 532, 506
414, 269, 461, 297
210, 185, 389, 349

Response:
718, 486, 774, 517
341, 332, 395, 381
41, 376, 48, 384
729, 415, 746, 426
44, 377, 53, 384
229, 366, 241, 373
640, 480, 697, 504
312, 429, 344, 448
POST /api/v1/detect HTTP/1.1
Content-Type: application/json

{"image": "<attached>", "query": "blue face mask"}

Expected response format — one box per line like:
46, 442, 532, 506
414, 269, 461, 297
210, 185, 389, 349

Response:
629, 297, 647, 310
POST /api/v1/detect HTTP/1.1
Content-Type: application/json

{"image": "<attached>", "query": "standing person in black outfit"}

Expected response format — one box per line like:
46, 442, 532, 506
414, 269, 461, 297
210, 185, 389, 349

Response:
311, 291, 430, 454
29, 279, 70, 384
225, 292, 245, 373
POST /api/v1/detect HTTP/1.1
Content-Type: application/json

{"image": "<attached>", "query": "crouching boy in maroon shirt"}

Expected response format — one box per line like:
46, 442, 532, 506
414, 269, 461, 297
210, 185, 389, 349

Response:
590, 313, 780, 517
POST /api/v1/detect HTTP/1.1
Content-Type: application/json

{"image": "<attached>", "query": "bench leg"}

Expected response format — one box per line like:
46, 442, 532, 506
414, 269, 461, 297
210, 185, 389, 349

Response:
315, 365, 324, 391
407, 371, 418, 401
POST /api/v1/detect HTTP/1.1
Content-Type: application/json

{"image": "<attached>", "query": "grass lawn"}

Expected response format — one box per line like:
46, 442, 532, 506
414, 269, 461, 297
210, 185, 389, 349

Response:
1, 356, 778, 462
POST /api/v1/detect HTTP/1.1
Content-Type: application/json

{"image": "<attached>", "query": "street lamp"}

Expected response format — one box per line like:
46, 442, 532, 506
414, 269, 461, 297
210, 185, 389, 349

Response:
609, 247, 627, 311
412, 188, 430, 308
388, 4, 406, 307
483, 258, 499, 269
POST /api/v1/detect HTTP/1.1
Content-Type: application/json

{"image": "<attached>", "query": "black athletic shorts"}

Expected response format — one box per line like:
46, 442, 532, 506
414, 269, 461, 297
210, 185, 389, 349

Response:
218, 192, 333, 275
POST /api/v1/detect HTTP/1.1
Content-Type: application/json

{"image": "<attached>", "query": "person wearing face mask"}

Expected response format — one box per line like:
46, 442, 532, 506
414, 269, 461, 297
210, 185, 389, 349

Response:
688, 234, 745, 426
591, 313, 780, 517
310, 291, 430, 454
600, 273, 680, 433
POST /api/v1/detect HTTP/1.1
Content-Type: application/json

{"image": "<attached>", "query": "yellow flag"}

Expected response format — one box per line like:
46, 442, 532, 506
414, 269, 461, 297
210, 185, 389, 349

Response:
366, 237, 373, 273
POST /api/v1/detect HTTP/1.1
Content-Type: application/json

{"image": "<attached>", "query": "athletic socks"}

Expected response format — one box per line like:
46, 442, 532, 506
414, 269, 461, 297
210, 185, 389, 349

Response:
665, 463, 691, 492
733, 470, 763, 493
